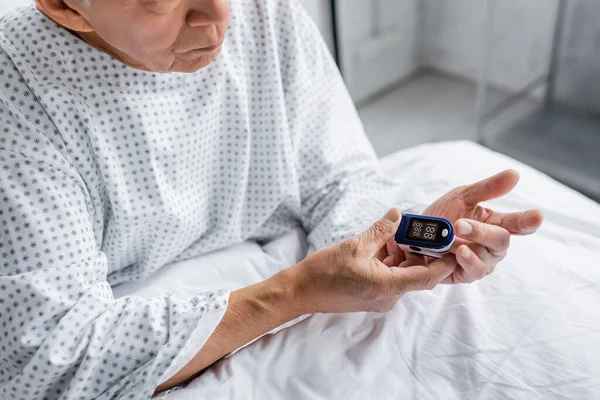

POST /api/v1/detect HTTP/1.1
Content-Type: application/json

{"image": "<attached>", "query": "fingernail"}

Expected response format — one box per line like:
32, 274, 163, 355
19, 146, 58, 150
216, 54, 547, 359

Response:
384, 209, 401, 223
457, 220, 472, 235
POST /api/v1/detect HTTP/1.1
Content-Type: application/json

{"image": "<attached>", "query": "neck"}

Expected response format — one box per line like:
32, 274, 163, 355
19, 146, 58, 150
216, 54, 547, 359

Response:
75, 31, 152, 71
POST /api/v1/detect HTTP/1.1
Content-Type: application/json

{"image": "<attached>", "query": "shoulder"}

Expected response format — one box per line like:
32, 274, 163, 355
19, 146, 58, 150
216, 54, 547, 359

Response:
226, 0, 323, 73
0, 6, 70, 160
229, 0, 318, 43
0, 5, 42, 51
230, 0, 298, 18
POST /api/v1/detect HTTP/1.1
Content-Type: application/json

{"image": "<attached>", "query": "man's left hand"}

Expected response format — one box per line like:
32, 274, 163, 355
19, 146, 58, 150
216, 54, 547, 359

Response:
377, 169, 544, 284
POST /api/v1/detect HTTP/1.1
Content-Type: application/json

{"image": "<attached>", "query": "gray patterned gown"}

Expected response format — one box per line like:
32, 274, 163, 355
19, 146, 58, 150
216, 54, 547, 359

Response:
0, 1, 426, 398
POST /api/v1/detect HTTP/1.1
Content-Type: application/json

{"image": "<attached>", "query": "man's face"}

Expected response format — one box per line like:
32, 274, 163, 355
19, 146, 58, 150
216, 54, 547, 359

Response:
73, 0, 230, 73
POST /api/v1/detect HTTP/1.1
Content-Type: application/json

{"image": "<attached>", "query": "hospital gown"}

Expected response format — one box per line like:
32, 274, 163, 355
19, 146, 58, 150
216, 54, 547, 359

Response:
0, 1, 427, 398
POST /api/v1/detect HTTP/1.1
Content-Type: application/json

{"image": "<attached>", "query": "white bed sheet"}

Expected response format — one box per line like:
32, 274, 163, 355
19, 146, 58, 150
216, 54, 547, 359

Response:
113, 141, 600, 400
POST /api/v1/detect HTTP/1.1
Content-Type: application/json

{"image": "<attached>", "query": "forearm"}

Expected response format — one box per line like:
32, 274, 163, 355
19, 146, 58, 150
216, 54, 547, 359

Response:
155, 267, 303, 393
302, 170, 430, 253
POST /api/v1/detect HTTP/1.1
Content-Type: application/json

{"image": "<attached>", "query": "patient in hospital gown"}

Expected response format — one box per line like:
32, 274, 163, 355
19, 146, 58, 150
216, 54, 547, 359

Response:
0, 2, 426, 397
0, 0, 542, 398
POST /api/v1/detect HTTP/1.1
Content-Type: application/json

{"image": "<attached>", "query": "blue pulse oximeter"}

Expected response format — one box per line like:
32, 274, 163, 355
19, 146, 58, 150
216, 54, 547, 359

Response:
395, 214, 455, 259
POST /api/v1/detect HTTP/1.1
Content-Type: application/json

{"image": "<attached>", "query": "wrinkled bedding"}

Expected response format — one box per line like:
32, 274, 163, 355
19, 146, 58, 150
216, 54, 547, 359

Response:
113, 141, 600, 399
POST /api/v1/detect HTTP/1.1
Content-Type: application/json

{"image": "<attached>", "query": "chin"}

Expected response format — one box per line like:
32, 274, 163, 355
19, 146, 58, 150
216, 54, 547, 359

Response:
167, 47, 223, 73
173, 58, 215, 73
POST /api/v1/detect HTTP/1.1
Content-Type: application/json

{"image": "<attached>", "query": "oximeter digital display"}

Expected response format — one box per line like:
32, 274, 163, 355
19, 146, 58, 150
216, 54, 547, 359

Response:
395, 214, 455, 259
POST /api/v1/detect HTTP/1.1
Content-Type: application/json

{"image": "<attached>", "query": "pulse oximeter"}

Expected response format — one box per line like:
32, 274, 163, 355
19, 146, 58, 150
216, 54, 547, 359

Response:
395, 214, 455, 259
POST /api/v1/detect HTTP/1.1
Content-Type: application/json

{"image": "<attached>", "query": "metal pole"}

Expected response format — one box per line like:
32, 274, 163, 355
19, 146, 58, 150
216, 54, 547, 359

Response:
475, 0, 495, 145
545, 0, 567, 107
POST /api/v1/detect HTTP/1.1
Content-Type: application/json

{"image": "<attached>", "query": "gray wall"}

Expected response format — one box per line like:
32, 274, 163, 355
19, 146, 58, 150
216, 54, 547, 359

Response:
420, 0, 557, 94
304, 0, 600, 114
555, 0, 600, 113
336, 0, 421, 103
421, 0, 600, 114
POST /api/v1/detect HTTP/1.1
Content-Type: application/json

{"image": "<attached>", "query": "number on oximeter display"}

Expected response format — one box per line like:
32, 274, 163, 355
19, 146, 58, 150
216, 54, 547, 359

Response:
407, 218, 439, 241
395, 214, 455, 259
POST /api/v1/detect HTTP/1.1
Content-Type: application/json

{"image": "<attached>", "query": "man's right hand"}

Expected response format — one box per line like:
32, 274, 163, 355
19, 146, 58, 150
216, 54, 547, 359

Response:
157, 208, 456, 393
285, 208, 458, 315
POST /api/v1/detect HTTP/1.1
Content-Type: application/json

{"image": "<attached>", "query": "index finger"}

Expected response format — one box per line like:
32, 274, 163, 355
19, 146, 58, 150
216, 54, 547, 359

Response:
461, 170, 520, 205
455, 219, 510, 255
390, 254, 457, 292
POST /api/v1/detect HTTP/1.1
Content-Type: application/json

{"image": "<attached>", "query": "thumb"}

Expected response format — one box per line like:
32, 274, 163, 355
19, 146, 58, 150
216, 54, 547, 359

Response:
358, 208, 402, 256
391, 254, 457, 292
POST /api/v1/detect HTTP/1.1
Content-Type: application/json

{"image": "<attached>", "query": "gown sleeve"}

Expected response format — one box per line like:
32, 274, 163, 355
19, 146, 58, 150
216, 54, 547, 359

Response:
0, 108, 228, 399
279, 0, 430, 251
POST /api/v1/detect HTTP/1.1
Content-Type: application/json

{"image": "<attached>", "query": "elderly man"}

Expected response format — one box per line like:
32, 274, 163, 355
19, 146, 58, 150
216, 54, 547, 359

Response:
0, 0, 542, 398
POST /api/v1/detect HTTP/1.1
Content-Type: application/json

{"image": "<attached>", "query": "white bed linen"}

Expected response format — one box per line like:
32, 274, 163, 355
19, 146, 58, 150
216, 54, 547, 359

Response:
113, 141, 600, 399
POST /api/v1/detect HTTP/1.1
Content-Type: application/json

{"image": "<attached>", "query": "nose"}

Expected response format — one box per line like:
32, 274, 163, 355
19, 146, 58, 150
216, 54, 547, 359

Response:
186, 0, 230, 27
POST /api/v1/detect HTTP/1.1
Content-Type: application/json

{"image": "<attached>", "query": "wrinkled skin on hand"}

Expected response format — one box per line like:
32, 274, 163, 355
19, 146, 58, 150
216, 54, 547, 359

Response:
377, 170, 544, 284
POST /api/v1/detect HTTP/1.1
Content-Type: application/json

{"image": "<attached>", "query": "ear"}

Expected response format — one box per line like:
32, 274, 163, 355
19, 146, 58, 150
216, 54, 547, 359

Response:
35, 0, 94, 32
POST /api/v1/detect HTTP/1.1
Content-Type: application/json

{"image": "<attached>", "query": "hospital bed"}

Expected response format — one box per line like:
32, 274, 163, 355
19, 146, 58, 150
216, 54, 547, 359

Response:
112, 141, 600, 399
